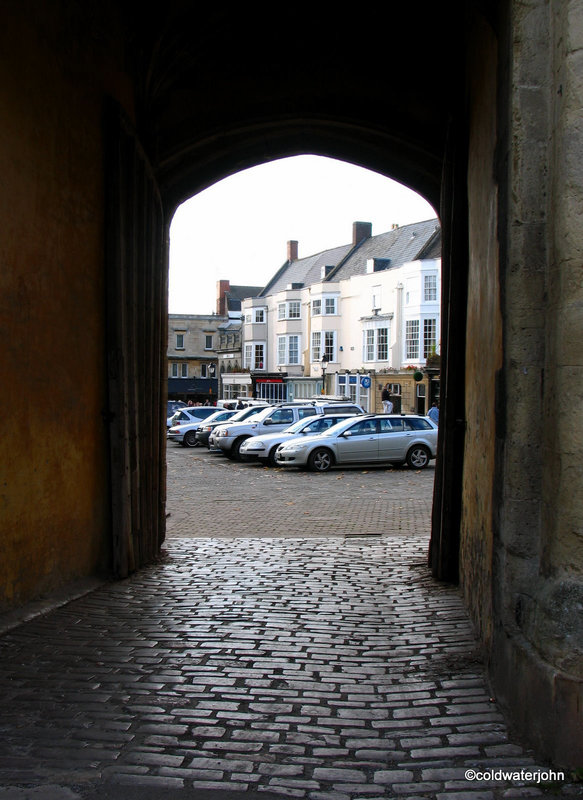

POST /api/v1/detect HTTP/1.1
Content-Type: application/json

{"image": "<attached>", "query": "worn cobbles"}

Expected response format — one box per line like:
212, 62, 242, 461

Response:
0, 448, 581, 798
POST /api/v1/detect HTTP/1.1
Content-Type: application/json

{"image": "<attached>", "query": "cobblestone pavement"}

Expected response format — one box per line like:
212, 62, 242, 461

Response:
0, 446, 581, 800
165, 445, 434, 539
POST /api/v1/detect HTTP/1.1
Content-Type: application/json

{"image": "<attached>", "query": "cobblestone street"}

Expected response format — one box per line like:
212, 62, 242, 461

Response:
0, 445, 580, 799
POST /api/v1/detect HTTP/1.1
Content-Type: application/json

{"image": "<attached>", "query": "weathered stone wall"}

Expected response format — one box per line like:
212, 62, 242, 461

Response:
0, 2, 130, 610
485, 0, 583, 766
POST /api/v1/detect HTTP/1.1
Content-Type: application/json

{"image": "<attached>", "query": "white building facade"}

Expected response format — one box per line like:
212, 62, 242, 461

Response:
233, 220, 441, 412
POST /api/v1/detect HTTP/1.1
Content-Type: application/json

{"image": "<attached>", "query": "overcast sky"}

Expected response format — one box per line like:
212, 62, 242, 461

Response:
168, 155, 437, 315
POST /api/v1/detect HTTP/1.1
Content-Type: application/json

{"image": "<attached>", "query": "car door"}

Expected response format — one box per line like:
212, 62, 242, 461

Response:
378, 417, 410, 461
334, 418, 379, 463
260, 407, 295, 432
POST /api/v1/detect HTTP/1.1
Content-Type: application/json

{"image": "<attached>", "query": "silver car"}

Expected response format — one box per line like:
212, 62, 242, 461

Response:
239, 413, 359, 466
275, 414, 438, 472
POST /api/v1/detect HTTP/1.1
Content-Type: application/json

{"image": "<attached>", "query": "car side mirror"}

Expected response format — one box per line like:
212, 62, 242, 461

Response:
341, 431, 352, 438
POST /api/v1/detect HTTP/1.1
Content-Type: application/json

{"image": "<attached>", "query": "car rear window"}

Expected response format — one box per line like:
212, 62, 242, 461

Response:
404, 418, 433, 431
322, 405, 359, 414
297, 408, 317, 418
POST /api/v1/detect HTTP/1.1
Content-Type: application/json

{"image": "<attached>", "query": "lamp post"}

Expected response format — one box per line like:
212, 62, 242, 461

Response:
321, 354, 329, 395
209, 363, 217, 403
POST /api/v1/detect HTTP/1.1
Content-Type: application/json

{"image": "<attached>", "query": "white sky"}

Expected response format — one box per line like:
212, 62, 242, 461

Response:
168, 155, 437, 315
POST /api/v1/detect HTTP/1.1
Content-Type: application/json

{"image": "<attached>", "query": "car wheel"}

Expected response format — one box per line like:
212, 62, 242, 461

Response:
183, 431, 199, 448
230, 437, 248, 461
307, 447, 334, 473
407, 445, 430, 469
267, 445, 280, 467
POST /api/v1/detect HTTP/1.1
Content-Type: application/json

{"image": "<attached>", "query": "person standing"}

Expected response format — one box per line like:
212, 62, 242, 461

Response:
381, 383, 393, 413
428, 401, 439, 423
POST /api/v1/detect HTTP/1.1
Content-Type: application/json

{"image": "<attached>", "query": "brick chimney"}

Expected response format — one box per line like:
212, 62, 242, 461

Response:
353, 221, 372, 245
287, 240, 298, 262
216, 279, 230, 315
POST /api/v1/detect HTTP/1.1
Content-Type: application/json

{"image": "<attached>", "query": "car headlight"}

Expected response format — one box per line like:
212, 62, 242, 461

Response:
244, 440, 264, 450
281, 442, 306, 453
218, 429, 228, 436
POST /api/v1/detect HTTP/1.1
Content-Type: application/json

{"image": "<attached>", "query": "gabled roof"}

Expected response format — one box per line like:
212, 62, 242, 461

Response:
258, 219, 440, 297
326, 219, 440, 282
259, 243, 353, 296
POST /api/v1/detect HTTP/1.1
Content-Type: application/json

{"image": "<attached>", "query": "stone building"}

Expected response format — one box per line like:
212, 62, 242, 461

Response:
215, 280, 263, 400
1, 1, 581, 766
167, 314, 223, 404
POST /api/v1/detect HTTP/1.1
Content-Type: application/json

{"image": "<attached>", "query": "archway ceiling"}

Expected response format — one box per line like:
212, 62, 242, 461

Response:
123, 3, 466, 212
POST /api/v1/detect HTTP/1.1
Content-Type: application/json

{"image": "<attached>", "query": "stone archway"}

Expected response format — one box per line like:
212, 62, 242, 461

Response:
2, 0, 581, 766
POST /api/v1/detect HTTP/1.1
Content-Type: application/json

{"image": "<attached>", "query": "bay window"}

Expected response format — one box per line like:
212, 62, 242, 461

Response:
405, 320, 420, 360
244, 342, 266, 370
277, 334, 300, 366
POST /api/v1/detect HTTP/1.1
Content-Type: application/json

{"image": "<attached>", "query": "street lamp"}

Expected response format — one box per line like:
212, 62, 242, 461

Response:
321, 354, 329, 395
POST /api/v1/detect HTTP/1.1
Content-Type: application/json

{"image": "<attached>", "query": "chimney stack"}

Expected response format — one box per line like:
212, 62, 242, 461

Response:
287, 240, 298, 262
353, 221, 372, 246
216, 279, 230, 315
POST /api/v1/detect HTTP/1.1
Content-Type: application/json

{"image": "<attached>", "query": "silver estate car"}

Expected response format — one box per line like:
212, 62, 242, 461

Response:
275, 414, 438, 472
238, 413, 359, 466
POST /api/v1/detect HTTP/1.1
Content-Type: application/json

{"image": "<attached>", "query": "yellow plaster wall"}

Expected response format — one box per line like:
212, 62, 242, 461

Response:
0, 3, 131, 609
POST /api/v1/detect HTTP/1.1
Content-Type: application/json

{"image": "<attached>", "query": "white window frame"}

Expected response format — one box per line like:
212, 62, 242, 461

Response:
424, 274, 437, 302
171, 362, 188, 378
205, 334, 213, 350
278, 300, 301, 320
176, 333, 185, 349
312, 330, 337, 363
324, 297, 337, 315
405, 320, 420, 360
254, 307, 266, 323
311, 331, 322, 362
277, 334, 301, 366
311, 298, 322, 316
423, 318, 437, 358
244, 341, 266, 370
362, 323, 390, 363
323, 330, 337, 362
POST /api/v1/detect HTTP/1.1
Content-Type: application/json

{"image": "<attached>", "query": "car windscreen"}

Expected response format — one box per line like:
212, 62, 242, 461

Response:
205, 410, 235, 424
319, 417, 363, 437
228, 406, 269, 423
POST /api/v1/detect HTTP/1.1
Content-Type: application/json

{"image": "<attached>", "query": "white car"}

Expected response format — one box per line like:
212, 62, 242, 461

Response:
239, 413, 360, 466
167, 407, 220, 446
275, 414, 438, 472
208, 404, 272, 452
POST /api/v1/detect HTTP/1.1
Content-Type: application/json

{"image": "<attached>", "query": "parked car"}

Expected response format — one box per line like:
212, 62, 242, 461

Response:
239, 413, 360, 466
208, 404, 272, 452
275, 414, 438, 472
166, 400, 186, 426
193, 409, 237, 447
167, 407, 220, 445
213, 400, 365, 461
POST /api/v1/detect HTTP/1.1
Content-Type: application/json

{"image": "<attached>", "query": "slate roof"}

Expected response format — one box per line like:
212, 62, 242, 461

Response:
258, 219, 440, 296
259, 244, 353, 296
327, 218, 440, 282
225, 285, 263, 311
